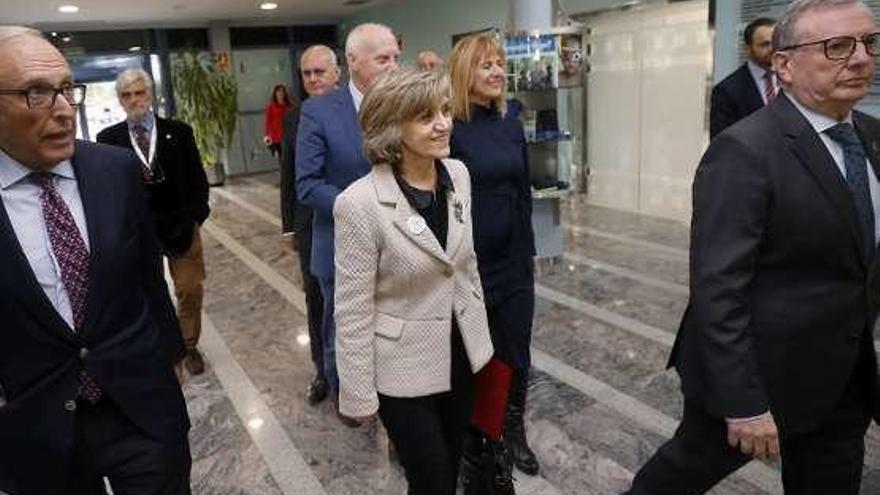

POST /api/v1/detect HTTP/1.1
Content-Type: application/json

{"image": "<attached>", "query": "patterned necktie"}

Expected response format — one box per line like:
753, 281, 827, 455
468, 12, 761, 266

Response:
32, 173, 102, 403
826, 123, 876, 256
132, 124, 153, 180
763, 70, 777, 104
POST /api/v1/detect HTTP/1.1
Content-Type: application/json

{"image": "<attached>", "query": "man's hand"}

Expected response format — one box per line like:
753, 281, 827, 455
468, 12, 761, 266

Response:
726, 412, 779, 461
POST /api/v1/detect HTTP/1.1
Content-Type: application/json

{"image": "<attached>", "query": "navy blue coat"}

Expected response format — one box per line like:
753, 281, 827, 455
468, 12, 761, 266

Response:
709, 63, 765, 139
0, 141, 189, 494
295, 87, 371, 280
450, 104, 536, 304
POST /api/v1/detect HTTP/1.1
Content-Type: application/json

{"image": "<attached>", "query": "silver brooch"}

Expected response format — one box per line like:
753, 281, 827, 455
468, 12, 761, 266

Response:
453, 199, 464, 224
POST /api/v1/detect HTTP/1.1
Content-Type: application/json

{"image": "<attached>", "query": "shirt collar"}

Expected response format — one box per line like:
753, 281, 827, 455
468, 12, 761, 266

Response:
0, 147, 75, 190
127, 112, 155, 133
349, 79, 364, 112
747, 60, 772, 81
786, 91, 853, 134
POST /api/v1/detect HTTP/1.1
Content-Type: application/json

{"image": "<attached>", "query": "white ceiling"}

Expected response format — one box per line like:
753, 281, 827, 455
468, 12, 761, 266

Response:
5, 0, 394, 28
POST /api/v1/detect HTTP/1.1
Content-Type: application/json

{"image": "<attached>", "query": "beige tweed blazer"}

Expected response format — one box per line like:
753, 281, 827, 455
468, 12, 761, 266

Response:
333, 158, 494, 418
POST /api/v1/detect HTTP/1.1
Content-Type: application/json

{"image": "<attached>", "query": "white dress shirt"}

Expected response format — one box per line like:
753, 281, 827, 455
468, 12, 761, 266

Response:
349, 79, 364, 113
0, 149, 90, 330
747, 60, 778, 105
788, 93, 880, 244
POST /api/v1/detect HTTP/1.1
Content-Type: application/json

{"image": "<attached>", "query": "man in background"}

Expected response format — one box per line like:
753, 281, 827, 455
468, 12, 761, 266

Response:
416, 50, 443, 70
709, 17, 777, 138
97, 69, 210, 376
280, 44, 341, 405
296, 22, 400, 425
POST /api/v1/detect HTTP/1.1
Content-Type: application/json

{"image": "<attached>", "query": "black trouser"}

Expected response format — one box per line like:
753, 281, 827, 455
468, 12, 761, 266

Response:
378, 328, 474, 495
294, 225, 324, 376
66, 398, 191, 495
625, 369, 871, 495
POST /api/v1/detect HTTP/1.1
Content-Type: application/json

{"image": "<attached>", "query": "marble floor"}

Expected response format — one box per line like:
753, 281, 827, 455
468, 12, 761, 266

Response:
178, 171, 880, 495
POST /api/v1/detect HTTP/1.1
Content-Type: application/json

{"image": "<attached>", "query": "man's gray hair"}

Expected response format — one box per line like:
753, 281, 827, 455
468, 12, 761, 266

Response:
301, 44, 339, 67
0, 25, 43, 46
772, 0, 872, 50
115, 68, 153, 95
345, 23, 394, 57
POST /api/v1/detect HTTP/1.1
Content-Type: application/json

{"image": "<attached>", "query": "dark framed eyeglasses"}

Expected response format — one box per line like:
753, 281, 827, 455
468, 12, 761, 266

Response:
780, 32, 880, 60
0, 83, 87, 109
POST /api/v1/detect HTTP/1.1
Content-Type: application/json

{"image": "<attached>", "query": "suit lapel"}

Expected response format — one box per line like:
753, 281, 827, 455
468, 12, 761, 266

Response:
774, 96, 867, 265
0, 176, 79, 342
443, 161, 465, 260
71, 143, 112, 335
373, 164, 449, 264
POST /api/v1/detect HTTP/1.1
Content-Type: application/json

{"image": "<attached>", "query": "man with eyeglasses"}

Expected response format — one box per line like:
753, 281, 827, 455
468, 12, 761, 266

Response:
280, 44, 340, 405
0, 26, 191, 494
97, 69, 210, 377
624, 1, 880, 493
710, 17, 778, 138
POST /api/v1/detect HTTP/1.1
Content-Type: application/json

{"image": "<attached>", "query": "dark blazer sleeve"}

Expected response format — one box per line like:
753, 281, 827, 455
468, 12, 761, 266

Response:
281, 107, 310, 234
128, 157, 186, 364
709, 83, 739, 140
688, 132, 771, 418
296, 100, 343, 218
177, 122, 210, 225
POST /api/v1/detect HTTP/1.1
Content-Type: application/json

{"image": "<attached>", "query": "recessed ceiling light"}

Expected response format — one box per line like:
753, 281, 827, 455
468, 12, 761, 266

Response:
58, 5, 80, 13
129, 46, 142, 52
61, 36, 72, 43
259, 2, 277, 10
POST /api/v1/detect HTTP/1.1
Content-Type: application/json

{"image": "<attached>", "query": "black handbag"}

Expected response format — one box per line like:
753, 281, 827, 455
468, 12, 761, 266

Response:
460, 433, 516, 495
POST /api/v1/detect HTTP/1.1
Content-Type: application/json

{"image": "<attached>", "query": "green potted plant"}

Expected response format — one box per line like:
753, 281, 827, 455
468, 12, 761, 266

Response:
172, 50, 237, 186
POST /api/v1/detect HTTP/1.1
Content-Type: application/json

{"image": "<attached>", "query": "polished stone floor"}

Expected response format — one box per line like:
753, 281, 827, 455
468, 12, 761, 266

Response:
179, 172, 880, 494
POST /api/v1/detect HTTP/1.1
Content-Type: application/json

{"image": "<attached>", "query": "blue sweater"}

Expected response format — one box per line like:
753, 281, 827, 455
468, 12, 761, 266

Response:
450, 104, 536, 304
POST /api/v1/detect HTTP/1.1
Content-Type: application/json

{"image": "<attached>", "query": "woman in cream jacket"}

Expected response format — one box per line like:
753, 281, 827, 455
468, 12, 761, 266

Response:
333, 68, 493, 495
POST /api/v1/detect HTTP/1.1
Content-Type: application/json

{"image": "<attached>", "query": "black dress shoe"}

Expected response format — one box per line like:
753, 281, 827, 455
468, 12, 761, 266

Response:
306, 375, 328, 404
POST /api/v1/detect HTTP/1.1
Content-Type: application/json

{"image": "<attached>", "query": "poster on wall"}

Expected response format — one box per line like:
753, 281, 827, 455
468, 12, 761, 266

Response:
505, 34, 558, 91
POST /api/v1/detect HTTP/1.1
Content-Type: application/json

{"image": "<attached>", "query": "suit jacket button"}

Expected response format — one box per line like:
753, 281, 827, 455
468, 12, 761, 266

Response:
472, 289, 482, 300
64, 400, 77, 412
78, 348, 89, 360
444, 267, 454, 277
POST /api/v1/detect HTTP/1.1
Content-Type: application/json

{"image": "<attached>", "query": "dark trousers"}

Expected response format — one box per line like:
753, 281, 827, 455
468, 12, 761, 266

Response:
66, 398, 191, 495
294, 227, 324, 377
317, 276, 339, 390
378, 328, 474, 495
625, 371, 871, 495
486, 286, 534, 372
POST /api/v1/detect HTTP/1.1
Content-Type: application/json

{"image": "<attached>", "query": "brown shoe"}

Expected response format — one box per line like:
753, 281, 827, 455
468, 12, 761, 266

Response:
185, 348, 206, 375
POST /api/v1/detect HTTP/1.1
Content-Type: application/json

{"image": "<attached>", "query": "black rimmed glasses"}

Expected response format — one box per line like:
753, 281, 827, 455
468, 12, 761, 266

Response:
0, 83, 86, 109
781, 32, 880, 60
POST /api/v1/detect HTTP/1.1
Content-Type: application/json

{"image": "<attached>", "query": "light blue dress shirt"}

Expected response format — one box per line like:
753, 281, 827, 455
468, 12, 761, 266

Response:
0, 149, 90, 330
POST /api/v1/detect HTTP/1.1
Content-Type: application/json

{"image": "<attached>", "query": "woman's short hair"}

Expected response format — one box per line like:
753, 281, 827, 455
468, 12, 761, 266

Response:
360, 67, 450, 168
448, 32, 507, 122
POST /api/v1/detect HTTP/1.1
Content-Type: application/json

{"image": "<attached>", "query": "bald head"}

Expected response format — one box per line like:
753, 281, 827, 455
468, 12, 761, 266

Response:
345, 23, 400, 92
300, 44, 341, 97
416, 50, 443, 71
0, 30, 77, 171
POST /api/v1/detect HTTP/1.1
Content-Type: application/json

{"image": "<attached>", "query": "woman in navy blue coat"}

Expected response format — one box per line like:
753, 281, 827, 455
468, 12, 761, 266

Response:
448, 33, 539, 477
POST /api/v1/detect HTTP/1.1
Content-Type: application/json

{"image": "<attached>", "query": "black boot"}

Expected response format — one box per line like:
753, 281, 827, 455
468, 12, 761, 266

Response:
504, 370, 539, 475
460, 429, 516, 495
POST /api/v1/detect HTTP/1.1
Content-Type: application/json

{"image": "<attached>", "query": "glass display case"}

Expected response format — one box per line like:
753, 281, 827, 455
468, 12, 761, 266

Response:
504, 27, 585, 259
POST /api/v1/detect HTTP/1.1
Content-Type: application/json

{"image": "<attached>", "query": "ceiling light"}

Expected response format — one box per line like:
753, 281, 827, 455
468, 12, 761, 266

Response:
259, 2, 277, 10
61, 36, 72, 43
58, 5, 80, 13
129, 46, 142, 52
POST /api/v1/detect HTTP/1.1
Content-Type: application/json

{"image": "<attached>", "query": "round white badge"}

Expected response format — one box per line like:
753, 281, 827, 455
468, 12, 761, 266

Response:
407, 215, 427, 235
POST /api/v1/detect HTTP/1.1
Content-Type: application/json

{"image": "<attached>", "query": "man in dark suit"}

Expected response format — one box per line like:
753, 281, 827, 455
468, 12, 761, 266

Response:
0, 27, 190, 494
296, 22, 399, 425
710, 17, 777, 138
280, 44, 340, 405
97, 69, 210, 376
625, 1, 880, 493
